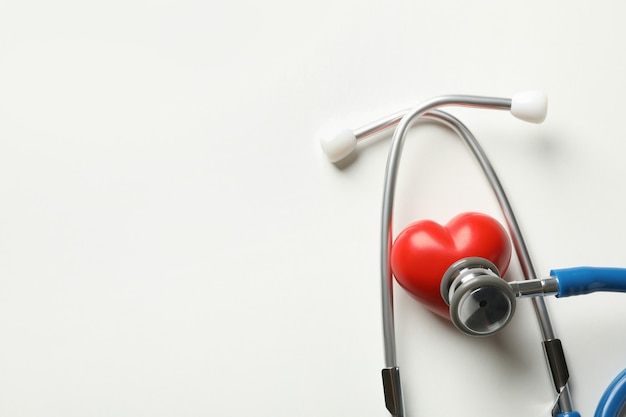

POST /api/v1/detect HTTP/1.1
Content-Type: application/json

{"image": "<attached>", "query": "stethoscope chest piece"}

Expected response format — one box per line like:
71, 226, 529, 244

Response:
441, 257, 516, 336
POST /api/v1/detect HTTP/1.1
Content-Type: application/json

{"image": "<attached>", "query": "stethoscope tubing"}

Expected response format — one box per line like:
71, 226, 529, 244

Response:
552, 267, 626, 297
595, 369, 626, 417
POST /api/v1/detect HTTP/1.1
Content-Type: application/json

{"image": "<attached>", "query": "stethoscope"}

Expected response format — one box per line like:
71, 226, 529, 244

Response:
320, 92, 626, 417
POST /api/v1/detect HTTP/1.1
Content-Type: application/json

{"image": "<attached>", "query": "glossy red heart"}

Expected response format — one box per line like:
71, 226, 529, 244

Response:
390, 212, 511, 319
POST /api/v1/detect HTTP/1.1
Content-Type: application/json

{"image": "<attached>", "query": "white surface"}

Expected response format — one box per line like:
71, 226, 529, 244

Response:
1, 1, 626, 416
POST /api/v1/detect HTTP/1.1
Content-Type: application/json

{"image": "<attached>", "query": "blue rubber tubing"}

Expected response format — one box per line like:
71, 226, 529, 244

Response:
595, 369, 626, 417
550, 267, 626, 297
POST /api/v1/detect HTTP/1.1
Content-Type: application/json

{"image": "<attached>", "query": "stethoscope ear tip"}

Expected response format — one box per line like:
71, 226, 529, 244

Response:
320, 129, 357, 163
511, 91, 548, 124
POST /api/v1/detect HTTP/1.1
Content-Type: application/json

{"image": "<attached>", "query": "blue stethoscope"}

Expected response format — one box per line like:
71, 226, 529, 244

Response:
320, 92, 626, 417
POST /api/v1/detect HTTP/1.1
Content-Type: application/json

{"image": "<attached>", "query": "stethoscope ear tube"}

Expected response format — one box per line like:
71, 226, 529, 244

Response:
373, 97, 575, 416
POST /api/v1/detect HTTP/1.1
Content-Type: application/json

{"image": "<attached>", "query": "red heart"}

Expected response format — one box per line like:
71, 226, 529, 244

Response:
390, 212, 512, 319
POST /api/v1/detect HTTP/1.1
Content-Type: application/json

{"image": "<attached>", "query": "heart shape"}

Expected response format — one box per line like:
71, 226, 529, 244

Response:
390, 212, 512, 319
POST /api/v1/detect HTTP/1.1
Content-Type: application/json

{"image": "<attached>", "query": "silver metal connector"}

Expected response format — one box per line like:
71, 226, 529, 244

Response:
509, 278, 559, 298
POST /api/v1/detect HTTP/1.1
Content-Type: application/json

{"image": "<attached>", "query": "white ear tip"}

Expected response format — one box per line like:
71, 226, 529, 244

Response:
320, 129, 357, 162
511, 91, 548, 123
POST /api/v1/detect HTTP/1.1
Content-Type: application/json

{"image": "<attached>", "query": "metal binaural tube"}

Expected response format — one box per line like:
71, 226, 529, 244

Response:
378, 95, 512, 368
351, 97, 575, 416
354, 110, 408, 140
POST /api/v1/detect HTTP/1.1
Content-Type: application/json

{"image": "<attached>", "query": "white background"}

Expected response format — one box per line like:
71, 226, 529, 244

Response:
1, 1, 626, 416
